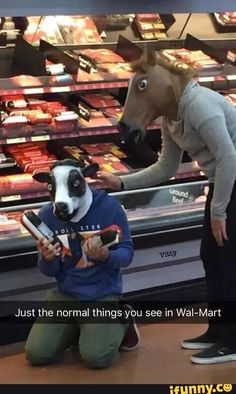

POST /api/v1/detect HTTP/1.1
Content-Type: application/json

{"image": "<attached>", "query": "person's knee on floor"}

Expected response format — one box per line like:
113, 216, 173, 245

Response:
25, 341, 58, 366
80, 342, 119, 369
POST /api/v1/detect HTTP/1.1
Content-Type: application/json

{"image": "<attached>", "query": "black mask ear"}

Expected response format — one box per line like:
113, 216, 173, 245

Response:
32, 171, 51, 183
82, 163, 99, 178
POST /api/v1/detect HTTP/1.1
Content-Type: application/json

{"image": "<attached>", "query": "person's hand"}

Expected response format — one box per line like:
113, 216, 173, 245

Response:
37, 238, 61, 262
83, 238, 109, 263
211, 219, 228, 247
93, 171, 122, 190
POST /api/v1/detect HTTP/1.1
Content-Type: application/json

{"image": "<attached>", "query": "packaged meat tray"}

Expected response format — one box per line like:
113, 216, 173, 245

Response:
6, 142, 57, 173
0, 173, 47, 196
102, 107, 123, 123
23, 16, 64, 45
55, 15, 102, 44
99, 62, 132, 78
79, 49, 125, 64
215, 12, 236, 26
81, 143, 127, 159
135, 14, 167, 40
0, 213, 22, 238
161, 49, 223, 76
63, 146, 85, 160
0, 96, 78, 138
81, 93, 120, 109
224, 94, 236, 106
0, 147, 16, 169
89, 154, 130, 173
78, 110, 114, 128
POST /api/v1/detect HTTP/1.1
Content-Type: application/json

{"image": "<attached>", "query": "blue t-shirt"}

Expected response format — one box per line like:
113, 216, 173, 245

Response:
38, 189, 134, 300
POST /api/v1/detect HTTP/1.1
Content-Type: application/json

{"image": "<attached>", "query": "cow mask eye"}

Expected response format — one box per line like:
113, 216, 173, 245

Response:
74, 179, 80, 187
138, 79, 148, 92
48, 184, 53, 191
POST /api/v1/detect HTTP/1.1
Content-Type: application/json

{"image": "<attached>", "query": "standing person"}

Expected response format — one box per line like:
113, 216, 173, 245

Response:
95, 56, 236, 364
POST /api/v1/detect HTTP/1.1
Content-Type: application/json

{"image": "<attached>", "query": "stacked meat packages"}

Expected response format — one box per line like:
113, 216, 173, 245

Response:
214, 12, 236, 26
0, 143, 56, 198
77, 48, 132, 82
61, 142, 130, 175
0, 95, 78, 138
6, 143, 57, 173
55, 16, 102, 44
161, 49, 223, 76
134, 14, 167, 40
71, 92, 122, 129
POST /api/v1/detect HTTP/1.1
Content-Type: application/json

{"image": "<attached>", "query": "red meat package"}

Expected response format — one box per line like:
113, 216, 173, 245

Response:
103, 107, 123, 122
80, 49, 124, 64
81, 143, 127, 159
6, 143, 57, 173
81, 93, 120, 109
55, 15, 102, 44
89, 154, 129, 173
0, 213, 21, 237
0, 173, 46, 196
78, 110, 113, 128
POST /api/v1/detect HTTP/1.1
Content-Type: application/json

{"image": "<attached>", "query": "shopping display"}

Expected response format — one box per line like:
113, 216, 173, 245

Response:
1, 10, 236, 349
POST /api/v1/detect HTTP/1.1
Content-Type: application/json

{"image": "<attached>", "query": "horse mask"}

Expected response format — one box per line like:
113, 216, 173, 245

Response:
33, 160, 99, 222
118, 50, 194, 145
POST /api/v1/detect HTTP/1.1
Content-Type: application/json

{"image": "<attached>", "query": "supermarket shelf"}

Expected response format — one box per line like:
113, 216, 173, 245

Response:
0, 124, 161, 146
0, 77, 129, 96
0, 0, 234, 17
0, 191, 49, 203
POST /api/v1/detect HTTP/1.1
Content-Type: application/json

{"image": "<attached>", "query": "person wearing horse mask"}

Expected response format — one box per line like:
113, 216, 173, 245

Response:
95, 51, 236, 365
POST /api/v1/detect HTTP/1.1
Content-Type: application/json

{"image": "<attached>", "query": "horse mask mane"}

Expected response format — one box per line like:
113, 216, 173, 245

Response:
131, 50, 196, 78
33, 160, 99, 222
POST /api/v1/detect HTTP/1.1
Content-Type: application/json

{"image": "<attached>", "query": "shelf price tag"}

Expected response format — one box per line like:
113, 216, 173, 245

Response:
6, 137, 26, 144
78, 54, 97, 74
227, 75, 236, 81
1, 194, 21, 202
31, 135, 50, 142
78, 102, 91, 121
24, 88, 44, 95
197, 76, 214, 82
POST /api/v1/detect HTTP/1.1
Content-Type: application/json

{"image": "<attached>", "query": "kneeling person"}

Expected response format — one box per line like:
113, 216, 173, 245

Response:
25, 160, 139, 369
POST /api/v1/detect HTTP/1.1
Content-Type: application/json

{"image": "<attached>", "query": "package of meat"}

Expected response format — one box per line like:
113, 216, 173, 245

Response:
0, 147, 16, 169
81, 143, 127, 158
78, 110, 113, 128
55, 15, 102, 44
80, 49, 124, 64
81, 93, 120, 109
89, 153, 129, 173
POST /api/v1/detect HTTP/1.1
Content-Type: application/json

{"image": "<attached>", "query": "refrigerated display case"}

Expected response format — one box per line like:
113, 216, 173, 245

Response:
0, 0, 236, 344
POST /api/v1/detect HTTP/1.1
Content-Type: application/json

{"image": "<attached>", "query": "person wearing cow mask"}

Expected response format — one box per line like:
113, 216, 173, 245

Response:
25, 159, 139, 369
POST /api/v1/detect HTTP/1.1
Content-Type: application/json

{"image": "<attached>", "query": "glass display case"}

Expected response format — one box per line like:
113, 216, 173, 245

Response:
0, 0, 235, 345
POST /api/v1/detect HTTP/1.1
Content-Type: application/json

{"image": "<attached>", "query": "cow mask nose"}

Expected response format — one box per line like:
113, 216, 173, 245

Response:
118, 121, 142, 145
55, 202, 69, 218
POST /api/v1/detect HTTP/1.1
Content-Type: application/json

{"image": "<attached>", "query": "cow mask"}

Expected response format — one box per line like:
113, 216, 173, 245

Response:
33, 160, 99, 222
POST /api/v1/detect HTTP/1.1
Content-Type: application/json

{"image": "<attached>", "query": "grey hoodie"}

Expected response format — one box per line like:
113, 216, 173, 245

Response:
120, 80, 236, 220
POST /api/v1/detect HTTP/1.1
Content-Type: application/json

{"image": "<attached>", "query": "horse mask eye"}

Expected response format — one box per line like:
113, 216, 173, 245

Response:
138, 79, 148, 92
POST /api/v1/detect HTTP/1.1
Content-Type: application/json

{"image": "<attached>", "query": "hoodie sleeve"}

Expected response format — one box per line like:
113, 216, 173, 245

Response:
37, 207, 62, 277
120, 118, 183, 190
106, 199, 134, 270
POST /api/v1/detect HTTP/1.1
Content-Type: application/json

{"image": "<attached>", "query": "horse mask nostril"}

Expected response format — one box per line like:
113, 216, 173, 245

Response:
118, 121, 143, 145
55, 202, 68, 216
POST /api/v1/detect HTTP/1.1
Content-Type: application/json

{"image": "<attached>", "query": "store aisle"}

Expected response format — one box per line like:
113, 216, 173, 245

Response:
0, 323, 236, 384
